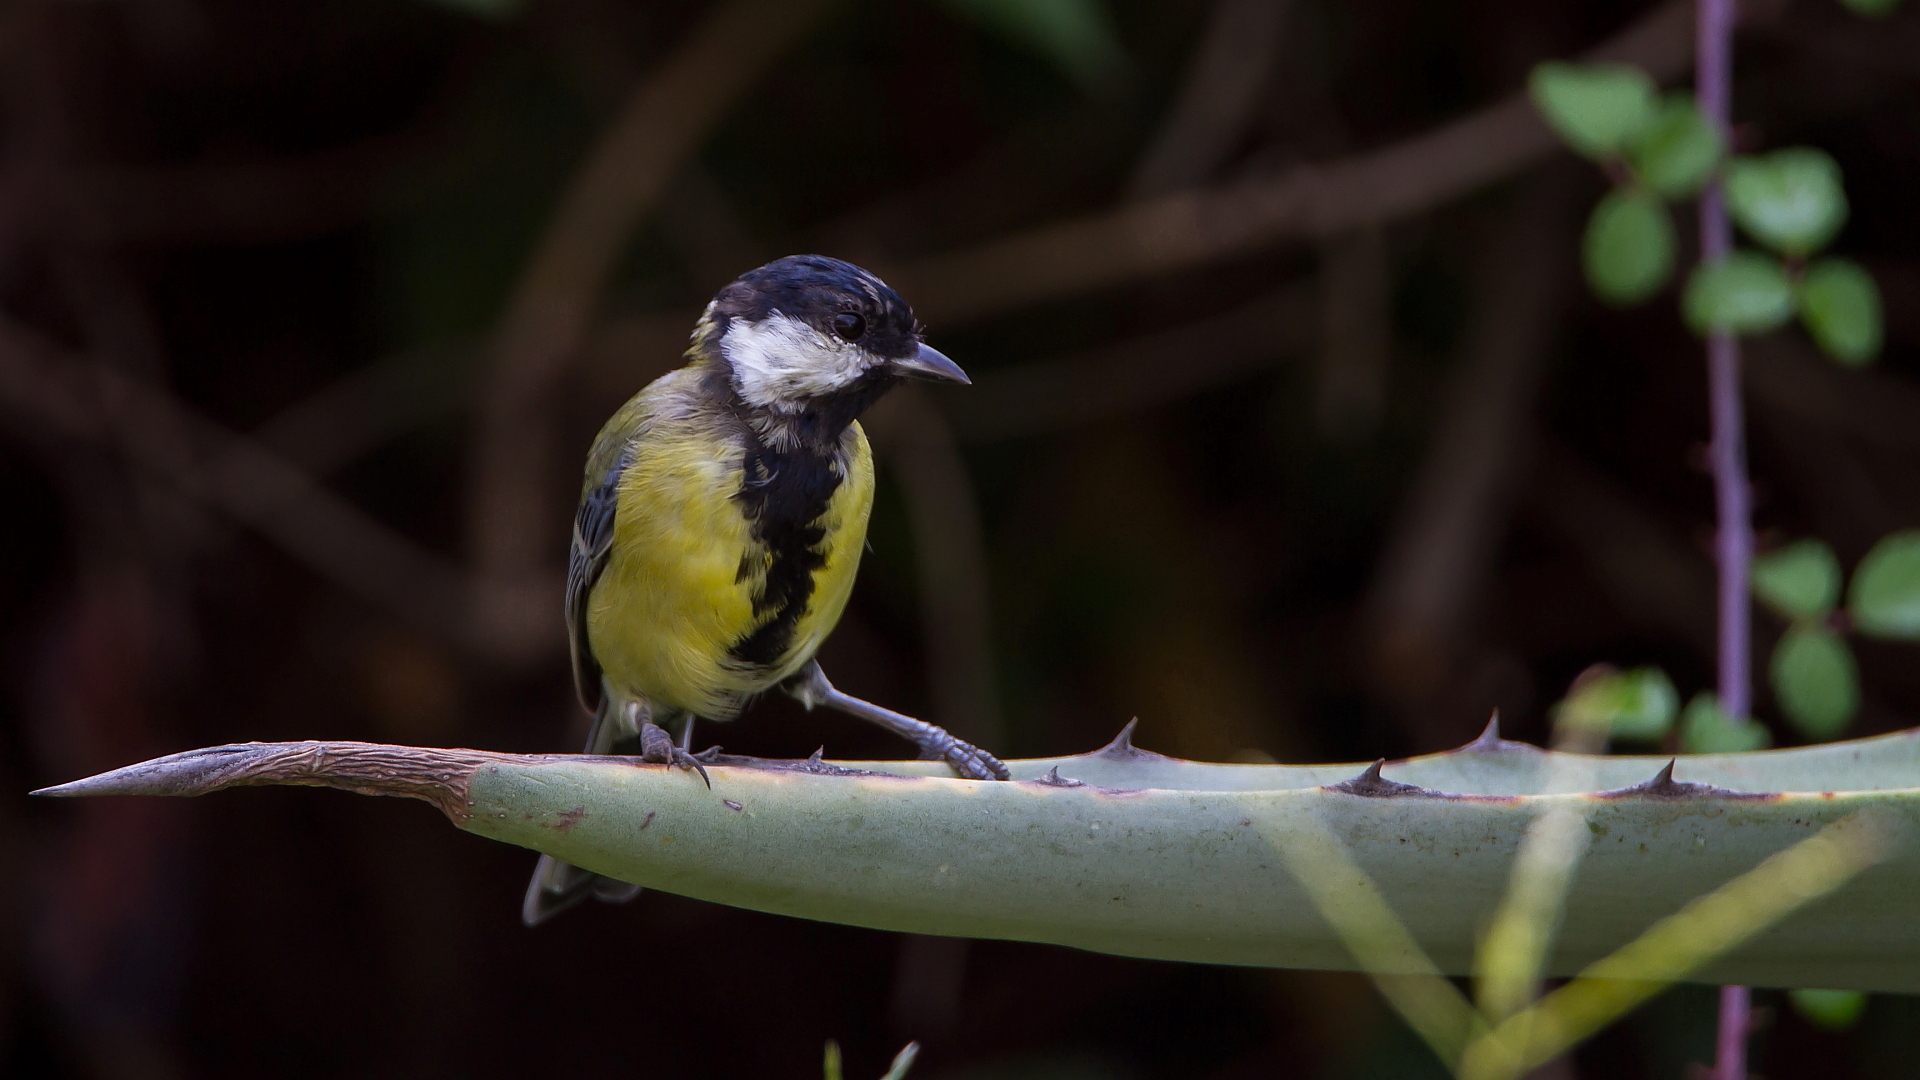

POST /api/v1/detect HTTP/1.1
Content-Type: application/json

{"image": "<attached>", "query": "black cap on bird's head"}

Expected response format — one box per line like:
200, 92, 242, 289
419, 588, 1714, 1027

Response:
700, 255, 967, 418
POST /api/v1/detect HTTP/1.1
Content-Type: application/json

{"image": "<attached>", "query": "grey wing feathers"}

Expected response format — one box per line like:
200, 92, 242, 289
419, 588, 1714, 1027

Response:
565, 445, 631, 714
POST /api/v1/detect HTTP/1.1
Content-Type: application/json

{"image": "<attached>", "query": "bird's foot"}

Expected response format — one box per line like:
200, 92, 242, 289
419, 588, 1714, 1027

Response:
918, 733, 1011, 781
640, 722, 711, 788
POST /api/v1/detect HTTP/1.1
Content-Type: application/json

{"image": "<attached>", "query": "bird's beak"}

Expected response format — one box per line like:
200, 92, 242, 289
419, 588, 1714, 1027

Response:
893, 342, 970, 385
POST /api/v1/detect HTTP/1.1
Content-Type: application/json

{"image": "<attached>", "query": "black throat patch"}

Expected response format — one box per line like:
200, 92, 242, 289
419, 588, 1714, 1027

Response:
727, 430, 845, 669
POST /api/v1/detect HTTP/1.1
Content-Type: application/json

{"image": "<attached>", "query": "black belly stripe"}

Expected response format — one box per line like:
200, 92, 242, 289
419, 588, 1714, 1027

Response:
729, 438, 842, 668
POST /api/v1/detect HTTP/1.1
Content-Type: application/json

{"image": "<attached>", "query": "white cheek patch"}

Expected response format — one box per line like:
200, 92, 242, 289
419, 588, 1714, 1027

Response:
722, 311, 877, 410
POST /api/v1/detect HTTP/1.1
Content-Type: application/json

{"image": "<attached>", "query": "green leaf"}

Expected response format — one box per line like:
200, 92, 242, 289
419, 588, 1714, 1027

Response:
1751, 539, 1842, 620
1849, 530, 1920, 639
1583, 189, 1676, 305
1558, 665, 1679, 741
1789, 988, 1869, 1030
1680, 692, 1772, 753
1799, 258, 1883, 366
935, 0, 1126, 89
1725, 148, 1850, 257
1771, 624, 1859, 741
878, 1043, 920, 1080
1683, 252, 1797, 336
1839, 0, 1904, 16
1627, 95, 1724, 198
1528, 62, 1658, 159
824, 1041, 844, 1080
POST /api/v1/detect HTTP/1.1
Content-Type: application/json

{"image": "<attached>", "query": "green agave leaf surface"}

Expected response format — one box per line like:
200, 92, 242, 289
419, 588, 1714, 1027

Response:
469, 749, 1919, 991
38, 728, 1920, 992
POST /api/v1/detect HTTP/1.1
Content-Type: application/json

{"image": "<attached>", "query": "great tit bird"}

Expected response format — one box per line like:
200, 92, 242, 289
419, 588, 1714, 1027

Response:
524, 255, 1010, 925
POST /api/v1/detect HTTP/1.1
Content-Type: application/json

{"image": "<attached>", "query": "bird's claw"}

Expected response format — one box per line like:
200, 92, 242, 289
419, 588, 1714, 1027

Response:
926, 736, 1010, 781
640, 722, 712, 788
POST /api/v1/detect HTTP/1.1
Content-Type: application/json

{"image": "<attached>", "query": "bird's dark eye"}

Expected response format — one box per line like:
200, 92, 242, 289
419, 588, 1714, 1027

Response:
831, 312, 867, 342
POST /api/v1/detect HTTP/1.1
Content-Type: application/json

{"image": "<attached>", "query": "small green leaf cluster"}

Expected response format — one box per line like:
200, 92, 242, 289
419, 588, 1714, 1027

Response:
1554, 664, 1678, 742
1549, 665, 1777, 752
1680, 692, 1773, 753
1529, 63, 1720, 305
1686, 149, 1884, 366
1529, 63, 1884, 366
1751, 532, 1920, 739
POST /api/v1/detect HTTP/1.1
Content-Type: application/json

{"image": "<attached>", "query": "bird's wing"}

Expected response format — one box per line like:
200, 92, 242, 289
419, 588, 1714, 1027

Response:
567, 383, 668, 714
566, 442, 630, 715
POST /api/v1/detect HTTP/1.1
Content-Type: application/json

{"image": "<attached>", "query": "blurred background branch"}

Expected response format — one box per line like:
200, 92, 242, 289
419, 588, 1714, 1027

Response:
467, 0, 845, 659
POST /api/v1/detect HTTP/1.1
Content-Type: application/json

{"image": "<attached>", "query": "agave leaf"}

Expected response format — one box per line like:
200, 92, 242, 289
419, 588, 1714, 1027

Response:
33, 723, 1920, 992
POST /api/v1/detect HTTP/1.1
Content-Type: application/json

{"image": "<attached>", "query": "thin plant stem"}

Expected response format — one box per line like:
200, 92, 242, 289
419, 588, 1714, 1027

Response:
1696, 0, 1753, 1076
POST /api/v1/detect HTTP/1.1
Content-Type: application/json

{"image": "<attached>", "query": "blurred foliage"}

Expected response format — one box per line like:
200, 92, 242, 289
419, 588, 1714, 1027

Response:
1752, 538, 1842, 621
1553, 664, 1678, 742
1682, 250, 1797, 335
934, 0, 1128, 88
1679, 693, 1772, 753
1850, 530, 1920, 639
1799, 257, 1884, 365
1790, 988, 1869, 1031
1583, 189, 1674, 305
1727, 148, 1851, 258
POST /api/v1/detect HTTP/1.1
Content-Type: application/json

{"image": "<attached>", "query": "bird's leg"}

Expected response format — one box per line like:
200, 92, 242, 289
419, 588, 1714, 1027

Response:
785, 662, 1010, 781
637, 712, 711, 789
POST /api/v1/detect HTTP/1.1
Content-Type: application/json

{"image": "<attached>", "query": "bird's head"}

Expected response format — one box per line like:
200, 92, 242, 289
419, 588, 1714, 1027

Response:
698, 255, 967, 422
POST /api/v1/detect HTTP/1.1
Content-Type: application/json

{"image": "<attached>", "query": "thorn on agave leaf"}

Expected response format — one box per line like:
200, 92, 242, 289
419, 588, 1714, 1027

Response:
1093, 718, 1140, 757
1455, 710, 1539, 754
1035, 766, 1085, 788
1470, 711, 1502, 747
1325, 759, 1451, 798
1595, 758, 1771, 801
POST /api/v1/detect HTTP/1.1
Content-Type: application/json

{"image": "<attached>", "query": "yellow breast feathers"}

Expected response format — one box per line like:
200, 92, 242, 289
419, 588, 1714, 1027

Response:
584, 399, 874, 721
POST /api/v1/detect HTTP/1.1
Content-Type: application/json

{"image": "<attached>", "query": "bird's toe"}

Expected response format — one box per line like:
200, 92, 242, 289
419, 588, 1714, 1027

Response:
946, 740, 1010, 781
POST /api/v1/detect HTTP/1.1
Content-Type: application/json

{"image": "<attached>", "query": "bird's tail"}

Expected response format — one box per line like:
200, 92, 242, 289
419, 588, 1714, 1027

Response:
520, 700, 646, 926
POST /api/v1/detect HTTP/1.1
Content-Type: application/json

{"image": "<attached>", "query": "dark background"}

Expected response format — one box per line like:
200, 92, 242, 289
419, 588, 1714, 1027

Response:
3, 0, 1919, 1076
